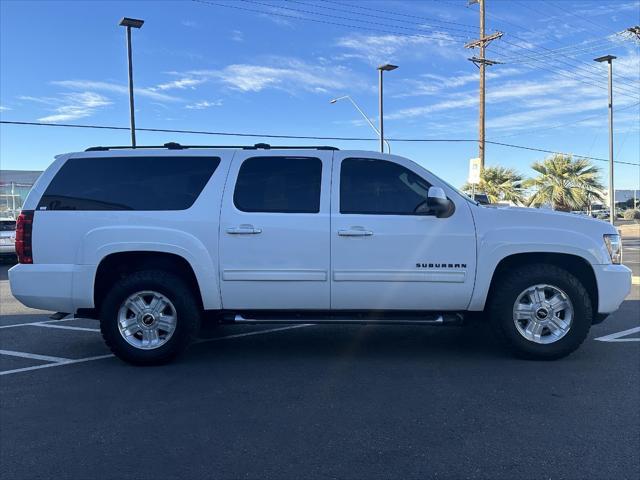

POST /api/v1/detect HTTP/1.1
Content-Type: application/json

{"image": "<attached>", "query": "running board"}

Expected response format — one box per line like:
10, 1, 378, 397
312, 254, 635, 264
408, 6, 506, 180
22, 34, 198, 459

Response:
233, 313, 463, 326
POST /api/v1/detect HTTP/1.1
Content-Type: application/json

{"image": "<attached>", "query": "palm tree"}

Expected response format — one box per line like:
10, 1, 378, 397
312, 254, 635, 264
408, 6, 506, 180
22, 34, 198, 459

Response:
526, 154, 604, 211
462, 166, 526, 205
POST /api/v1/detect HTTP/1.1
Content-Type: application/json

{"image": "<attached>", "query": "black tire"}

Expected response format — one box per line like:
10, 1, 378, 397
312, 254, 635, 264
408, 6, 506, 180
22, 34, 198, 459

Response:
488, 264, 592, 360
100, 270, 201, 365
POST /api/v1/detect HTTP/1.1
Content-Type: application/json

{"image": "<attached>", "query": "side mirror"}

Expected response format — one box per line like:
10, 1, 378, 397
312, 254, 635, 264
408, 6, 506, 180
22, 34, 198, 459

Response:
426, 186, 454, 218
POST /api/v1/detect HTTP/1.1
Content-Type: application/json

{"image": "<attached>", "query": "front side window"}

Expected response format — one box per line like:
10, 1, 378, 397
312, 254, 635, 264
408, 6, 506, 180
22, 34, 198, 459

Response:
233, 156, 322, 213
38, 156, 220, 211
340, 158, 432, 215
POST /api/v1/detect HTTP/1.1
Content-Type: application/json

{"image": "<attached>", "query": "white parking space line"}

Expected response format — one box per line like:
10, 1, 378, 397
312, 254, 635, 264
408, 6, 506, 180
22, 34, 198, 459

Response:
0, 355, 115, 376
0, 318, 73, 330
0, 324, 311, 377
33, 323, 100, 333
0, 349, 72, 363
595, 326, 640, 342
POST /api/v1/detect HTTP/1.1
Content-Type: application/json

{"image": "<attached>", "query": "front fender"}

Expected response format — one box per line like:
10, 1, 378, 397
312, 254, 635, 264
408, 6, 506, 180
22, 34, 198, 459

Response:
79, 226, 220, 310
468, 225, 604, 311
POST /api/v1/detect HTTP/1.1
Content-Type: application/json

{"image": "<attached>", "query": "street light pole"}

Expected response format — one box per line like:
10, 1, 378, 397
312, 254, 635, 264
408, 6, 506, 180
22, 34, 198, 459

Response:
377, 64, 398, 154
330, 96, 391, 153
594, 55, 616, 225
378, 68, 384, 153
119, 17, 144, 148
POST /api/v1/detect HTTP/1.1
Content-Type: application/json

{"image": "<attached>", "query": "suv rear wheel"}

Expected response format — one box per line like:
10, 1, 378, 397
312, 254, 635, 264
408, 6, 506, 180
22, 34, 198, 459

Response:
100, 270, 201, 365
488, 264, 592, 360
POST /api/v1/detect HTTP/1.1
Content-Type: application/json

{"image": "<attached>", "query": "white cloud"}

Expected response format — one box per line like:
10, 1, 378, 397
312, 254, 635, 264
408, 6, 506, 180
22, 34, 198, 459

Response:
260, 14, 293, 27
52, 80, 180, 102
0, 105, 11, 111
395, 67, 524, 98
181, 20, 198, 28
256, 5, 303, 28
231, 30, 244, 42
153, 78, 205, 91
33, 92, 112, 122
386, 62, 639, 134
18, 95, 59, 105
386, 94, 477, 120
574, 1, 639, 17
185, 100, 223, 109
335, 32, 460, 65
188, 58, 360, 94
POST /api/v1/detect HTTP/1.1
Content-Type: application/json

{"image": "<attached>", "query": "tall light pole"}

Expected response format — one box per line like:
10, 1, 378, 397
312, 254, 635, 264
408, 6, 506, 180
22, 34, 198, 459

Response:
377, 64, 398, 154
594, 54, 616, 225
330, 96, 391, 153
119, 17, 144, 147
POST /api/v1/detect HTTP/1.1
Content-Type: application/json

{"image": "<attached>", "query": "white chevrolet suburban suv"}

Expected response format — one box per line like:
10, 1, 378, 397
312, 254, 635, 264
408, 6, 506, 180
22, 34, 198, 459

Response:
9, 143, 631, 364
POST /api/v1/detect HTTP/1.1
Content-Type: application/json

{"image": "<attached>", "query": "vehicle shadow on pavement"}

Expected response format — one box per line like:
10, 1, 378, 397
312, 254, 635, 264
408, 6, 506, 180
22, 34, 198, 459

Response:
191, 322, 511, 364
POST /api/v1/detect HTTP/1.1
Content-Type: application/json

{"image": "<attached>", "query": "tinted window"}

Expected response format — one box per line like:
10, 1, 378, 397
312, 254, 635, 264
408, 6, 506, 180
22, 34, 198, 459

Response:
38, 156, 219, 211
340, 158, 432, 215
0, 221, 15, 231
234, 156, 322, 213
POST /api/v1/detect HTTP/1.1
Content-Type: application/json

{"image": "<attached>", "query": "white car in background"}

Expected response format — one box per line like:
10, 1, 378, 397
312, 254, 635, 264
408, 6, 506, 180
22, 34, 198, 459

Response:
0, 217, 16, 259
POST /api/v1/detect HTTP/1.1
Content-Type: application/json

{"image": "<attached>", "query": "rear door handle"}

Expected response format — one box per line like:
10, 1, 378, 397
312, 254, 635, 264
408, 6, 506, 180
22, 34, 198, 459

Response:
338, 228, 373, 237
227, 225, 262, 235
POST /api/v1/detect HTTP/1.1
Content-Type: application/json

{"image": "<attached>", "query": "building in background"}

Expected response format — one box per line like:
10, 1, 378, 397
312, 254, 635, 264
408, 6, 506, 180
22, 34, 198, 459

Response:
0, 170, 43, 218
614, 189, 640, 207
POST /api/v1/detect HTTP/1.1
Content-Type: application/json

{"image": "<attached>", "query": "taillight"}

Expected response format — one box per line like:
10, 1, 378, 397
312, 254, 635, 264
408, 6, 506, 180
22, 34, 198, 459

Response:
15, 210, 34, 264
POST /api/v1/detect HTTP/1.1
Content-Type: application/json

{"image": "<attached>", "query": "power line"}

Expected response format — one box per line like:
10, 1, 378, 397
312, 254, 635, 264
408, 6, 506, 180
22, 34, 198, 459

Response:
490, 41, 640, 99
496, 38, 626, 63
316, 0, 636, 90
480, 34, 640, 96
446, 2, 640, 91
485, 140, 638, 166
541, 0, 615, 35
286, 0, 478, 35
317, 0, 479, 31
2, 120, 638, 166
192, 0, 472, 41
0, 120, 469, 141
240, 0, 472, 38
193, 0, 639, 98
496, 21, 640, 89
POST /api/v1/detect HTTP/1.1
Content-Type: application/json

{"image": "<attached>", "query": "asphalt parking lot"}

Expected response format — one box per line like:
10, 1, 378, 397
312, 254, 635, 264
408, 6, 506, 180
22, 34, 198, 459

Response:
1, 241, 638, 480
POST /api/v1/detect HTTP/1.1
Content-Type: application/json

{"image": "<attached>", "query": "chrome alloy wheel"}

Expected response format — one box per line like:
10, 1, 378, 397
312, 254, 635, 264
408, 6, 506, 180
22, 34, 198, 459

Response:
512, 284, 574, 345
117, 290, 177, 350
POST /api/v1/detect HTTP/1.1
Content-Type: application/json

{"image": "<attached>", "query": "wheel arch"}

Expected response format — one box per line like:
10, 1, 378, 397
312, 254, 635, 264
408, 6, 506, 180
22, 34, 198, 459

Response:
474, 252, 598, 315
92, 250, 217, 313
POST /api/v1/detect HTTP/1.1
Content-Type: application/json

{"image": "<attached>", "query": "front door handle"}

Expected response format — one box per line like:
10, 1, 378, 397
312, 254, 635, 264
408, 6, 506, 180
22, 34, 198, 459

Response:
338, 228, 373, 237
227, 225, 262, 235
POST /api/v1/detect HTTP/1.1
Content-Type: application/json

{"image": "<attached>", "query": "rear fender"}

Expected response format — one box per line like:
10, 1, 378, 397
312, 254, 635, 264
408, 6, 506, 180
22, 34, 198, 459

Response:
80, 226, 220, 310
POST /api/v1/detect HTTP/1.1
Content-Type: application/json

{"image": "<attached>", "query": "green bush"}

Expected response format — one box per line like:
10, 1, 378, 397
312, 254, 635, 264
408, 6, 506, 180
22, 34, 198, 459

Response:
623, 209, 640, 220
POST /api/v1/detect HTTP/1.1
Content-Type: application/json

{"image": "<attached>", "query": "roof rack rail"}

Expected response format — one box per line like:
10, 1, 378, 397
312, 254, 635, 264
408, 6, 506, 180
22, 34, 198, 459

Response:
85, 142, 339, 152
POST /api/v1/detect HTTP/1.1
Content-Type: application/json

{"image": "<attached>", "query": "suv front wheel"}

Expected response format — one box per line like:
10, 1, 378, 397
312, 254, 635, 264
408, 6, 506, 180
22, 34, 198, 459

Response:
488, 264, 592, 360
100, 270, 201, 365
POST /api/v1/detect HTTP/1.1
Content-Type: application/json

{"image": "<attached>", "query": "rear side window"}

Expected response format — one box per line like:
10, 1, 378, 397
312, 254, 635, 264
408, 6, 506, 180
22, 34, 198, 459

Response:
340, 158, 432, 215
38, 156, 220, 211
233, 156, 322, 213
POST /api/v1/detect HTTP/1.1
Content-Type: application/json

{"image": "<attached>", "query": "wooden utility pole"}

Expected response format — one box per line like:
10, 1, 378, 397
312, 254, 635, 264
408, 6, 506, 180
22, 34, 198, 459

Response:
479, 0, 485, 170
465, 0, 502, 170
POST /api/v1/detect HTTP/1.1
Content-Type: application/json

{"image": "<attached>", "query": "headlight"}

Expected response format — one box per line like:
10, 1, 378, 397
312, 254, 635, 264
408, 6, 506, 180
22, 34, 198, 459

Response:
603, 234, 621, 264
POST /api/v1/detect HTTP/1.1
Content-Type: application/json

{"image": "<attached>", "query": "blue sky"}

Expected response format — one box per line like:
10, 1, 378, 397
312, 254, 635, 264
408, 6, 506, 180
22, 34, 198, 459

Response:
1, 0, 639, 189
